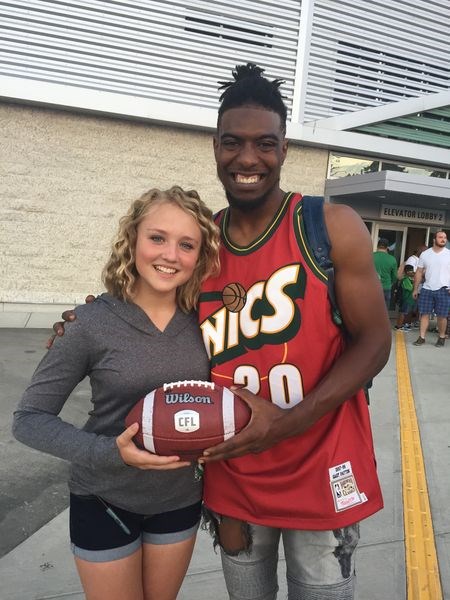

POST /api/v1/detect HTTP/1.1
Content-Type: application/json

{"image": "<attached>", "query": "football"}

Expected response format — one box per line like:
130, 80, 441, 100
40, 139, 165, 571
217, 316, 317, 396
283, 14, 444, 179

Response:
125, 380, 251, 460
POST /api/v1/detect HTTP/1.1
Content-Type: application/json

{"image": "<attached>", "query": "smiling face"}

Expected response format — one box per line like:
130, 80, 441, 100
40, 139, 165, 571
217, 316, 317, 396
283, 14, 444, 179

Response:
214, 105, 288, 212
133, 201, 202, 305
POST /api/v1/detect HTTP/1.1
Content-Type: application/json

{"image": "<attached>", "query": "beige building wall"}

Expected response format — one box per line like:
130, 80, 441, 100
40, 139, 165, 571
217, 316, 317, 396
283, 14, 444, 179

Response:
0, 103, 328, 306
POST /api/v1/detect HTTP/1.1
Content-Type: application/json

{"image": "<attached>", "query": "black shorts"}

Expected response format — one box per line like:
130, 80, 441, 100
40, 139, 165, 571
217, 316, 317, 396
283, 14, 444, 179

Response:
70, 493, 201, 563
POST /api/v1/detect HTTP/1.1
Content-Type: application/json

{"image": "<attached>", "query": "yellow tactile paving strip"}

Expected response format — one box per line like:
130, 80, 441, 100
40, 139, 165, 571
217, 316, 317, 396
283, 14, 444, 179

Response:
395, 331, 443, 599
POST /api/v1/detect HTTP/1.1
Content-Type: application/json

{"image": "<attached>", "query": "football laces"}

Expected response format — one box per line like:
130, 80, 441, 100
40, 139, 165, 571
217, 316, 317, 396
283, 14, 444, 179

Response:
163, 380, 215, 391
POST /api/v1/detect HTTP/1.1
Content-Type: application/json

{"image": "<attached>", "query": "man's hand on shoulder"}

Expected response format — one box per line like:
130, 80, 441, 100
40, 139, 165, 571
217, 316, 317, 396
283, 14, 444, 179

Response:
46, 294, 96, 348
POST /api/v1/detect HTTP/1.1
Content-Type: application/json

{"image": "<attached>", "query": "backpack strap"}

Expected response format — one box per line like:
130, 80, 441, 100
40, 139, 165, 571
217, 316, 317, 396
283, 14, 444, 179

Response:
302, 195, 371, 403
301, 196, 332, 271
301, 196, 342, 326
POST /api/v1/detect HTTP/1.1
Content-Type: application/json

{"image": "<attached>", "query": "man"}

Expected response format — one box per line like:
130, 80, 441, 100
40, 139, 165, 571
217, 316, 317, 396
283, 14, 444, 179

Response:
196, 64, 390, 599
373, 238, 397, 309
53, 64, 391, 599
412, 230, 450, 347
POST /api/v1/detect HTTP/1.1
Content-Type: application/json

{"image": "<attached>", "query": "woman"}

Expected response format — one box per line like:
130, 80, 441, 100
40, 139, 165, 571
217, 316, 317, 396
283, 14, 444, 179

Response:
13, 186, 220, 600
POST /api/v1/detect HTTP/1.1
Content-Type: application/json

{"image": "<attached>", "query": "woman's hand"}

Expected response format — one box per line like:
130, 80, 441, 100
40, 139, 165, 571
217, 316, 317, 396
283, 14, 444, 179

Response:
116, 423, 191, 470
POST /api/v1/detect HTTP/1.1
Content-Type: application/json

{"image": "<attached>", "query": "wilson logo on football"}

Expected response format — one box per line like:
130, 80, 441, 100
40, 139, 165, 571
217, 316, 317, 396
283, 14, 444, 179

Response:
165, 393, 213, 404
174, 410, 200, 433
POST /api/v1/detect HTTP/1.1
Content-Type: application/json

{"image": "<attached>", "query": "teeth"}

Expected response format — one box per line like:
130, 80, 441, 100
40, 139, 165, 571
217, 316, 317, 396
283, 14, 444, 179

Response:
235, 174, 259, 184
155, 265, 177, 274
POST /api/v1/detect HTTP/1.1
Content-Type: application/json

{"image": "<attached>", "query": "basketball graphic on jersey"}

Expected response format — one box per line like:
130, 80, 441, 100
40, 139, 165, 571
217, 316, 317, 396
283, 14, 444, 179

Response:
222, 282, 247, 312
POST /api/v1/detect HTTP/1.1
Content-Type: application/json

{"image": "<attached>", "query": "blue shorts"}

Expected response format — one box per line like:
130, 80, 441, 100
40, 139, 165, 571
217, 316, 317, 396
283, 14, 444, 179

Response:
417, 287, 450, 317
70, 493, 201, 563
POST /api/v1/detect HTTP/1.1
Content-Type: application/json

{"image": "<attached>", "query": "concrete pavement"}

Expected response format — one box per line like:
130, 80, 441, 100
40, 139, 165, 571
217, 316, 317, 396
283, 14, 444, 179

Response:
0, 315, 449, 600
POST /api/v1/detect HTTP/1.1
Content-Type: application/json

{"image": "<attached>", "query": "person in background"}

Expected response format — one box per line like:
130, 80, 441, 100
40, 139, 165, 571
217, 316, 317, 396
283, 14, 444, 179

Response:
396, 244, 427, 328
413, 230, 450, 347
403, 245, 428, 273
13, 186, 220, 600
373, 237, 398, 309
393, 264, 416, 331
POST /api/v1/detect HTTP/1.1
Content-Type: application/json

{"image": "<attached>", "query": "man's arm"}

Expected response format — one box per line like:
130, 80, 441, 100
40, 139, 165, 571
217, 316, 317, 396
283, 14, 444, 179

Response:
201, 204, 391, 461
413, 267, 424, 299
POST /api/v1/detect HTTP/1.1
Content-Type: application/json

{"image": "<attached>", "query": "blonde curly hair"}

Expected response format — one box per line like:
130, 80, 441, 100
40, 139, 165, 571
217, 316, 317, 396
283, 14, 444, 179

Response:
102, 186, 220, 312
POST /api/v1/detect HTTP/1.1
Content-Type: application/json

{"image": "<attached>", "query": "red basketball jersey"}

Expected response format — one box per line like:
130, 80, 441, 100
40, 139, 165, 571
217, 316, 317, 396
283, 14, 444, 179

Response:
198, 192, 383, 529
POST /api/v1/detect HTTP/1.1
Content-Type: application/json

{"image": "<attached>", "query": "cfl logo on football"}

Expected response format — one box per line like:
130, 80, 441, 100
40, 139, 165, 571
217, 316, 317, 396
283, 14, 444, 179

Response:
174, 410, 200, 433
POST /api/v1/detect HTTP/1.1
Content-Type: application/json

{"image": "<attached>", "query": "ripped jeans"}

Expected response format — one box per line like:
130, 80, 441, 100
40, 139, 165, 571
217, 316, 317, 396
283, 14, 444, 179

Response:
203, 510, 359, 600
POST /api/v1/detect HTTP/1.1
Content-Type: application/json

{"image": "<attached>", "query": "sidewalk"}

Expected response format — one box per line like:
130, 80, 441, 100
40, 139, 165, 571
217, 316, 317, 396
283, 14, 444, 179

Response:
1, 318, 449, 599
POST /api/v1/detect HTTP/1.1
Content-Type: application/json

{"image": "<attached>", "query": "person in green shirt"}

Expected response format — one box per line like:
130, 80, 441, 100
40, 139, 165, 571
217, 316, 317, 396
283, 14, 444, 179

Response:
373, 238, 398, 308
394, 265, 416, 330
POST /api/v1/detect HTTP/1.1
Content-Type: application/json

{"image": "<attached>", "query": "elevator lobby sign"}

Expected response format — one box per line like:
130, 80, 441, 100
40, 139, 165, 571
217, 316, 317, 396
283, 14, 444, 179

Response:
380, 204, 446, 225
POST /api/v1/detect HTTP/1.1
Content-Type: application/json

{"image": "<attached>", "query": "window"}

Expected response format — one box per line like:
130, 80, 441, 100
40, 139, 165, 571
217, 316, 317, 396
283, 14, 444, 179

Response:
329, 153, 449, 179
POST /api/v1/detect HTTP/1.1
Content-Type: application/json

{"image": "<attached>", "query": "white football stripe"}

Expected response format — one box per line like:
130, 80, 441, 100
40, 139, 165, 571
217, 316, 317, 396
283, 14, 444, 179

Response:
141, 390, 156, 453
222, 387, 235, 440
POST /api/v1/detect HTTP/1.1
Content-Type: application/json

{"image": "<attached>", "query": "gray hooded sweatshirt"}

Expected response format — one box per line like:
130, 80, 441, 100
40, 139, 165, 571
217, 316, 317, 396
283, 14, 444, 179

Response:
13, 294, 209, 514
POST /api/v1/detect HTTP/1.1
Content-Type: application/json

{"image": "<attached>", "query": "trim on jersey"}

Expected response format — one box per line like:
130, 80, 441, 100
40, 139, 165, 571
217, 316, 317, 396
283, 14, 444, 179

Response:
198, 290, 223, 303
294, 202, 329, 284
220, 192, 295, 255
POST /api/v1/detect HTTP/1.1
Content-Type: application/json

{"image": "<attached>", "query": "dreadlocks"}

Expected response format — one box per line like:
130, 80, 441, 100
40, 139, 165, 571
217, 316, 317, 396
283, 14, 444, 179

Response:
217, 63, 287, 133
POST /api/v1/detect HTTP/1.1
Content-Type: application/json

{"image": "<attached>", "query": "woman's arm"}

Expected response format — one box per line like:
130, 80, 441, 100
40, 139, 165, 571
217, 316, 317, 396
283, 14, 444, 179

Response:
14, 312, 192, 470
13, 316, 121, 469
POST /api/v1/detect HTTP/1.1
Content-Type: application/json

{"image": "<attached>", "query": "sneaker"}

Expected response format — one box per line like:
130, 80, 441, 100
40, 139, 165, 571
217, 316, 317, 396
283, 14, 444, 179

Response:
413, 337, 425, 346
435, 337, 445, 348
413, 322, 420, 329
401, 324, 411, 331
